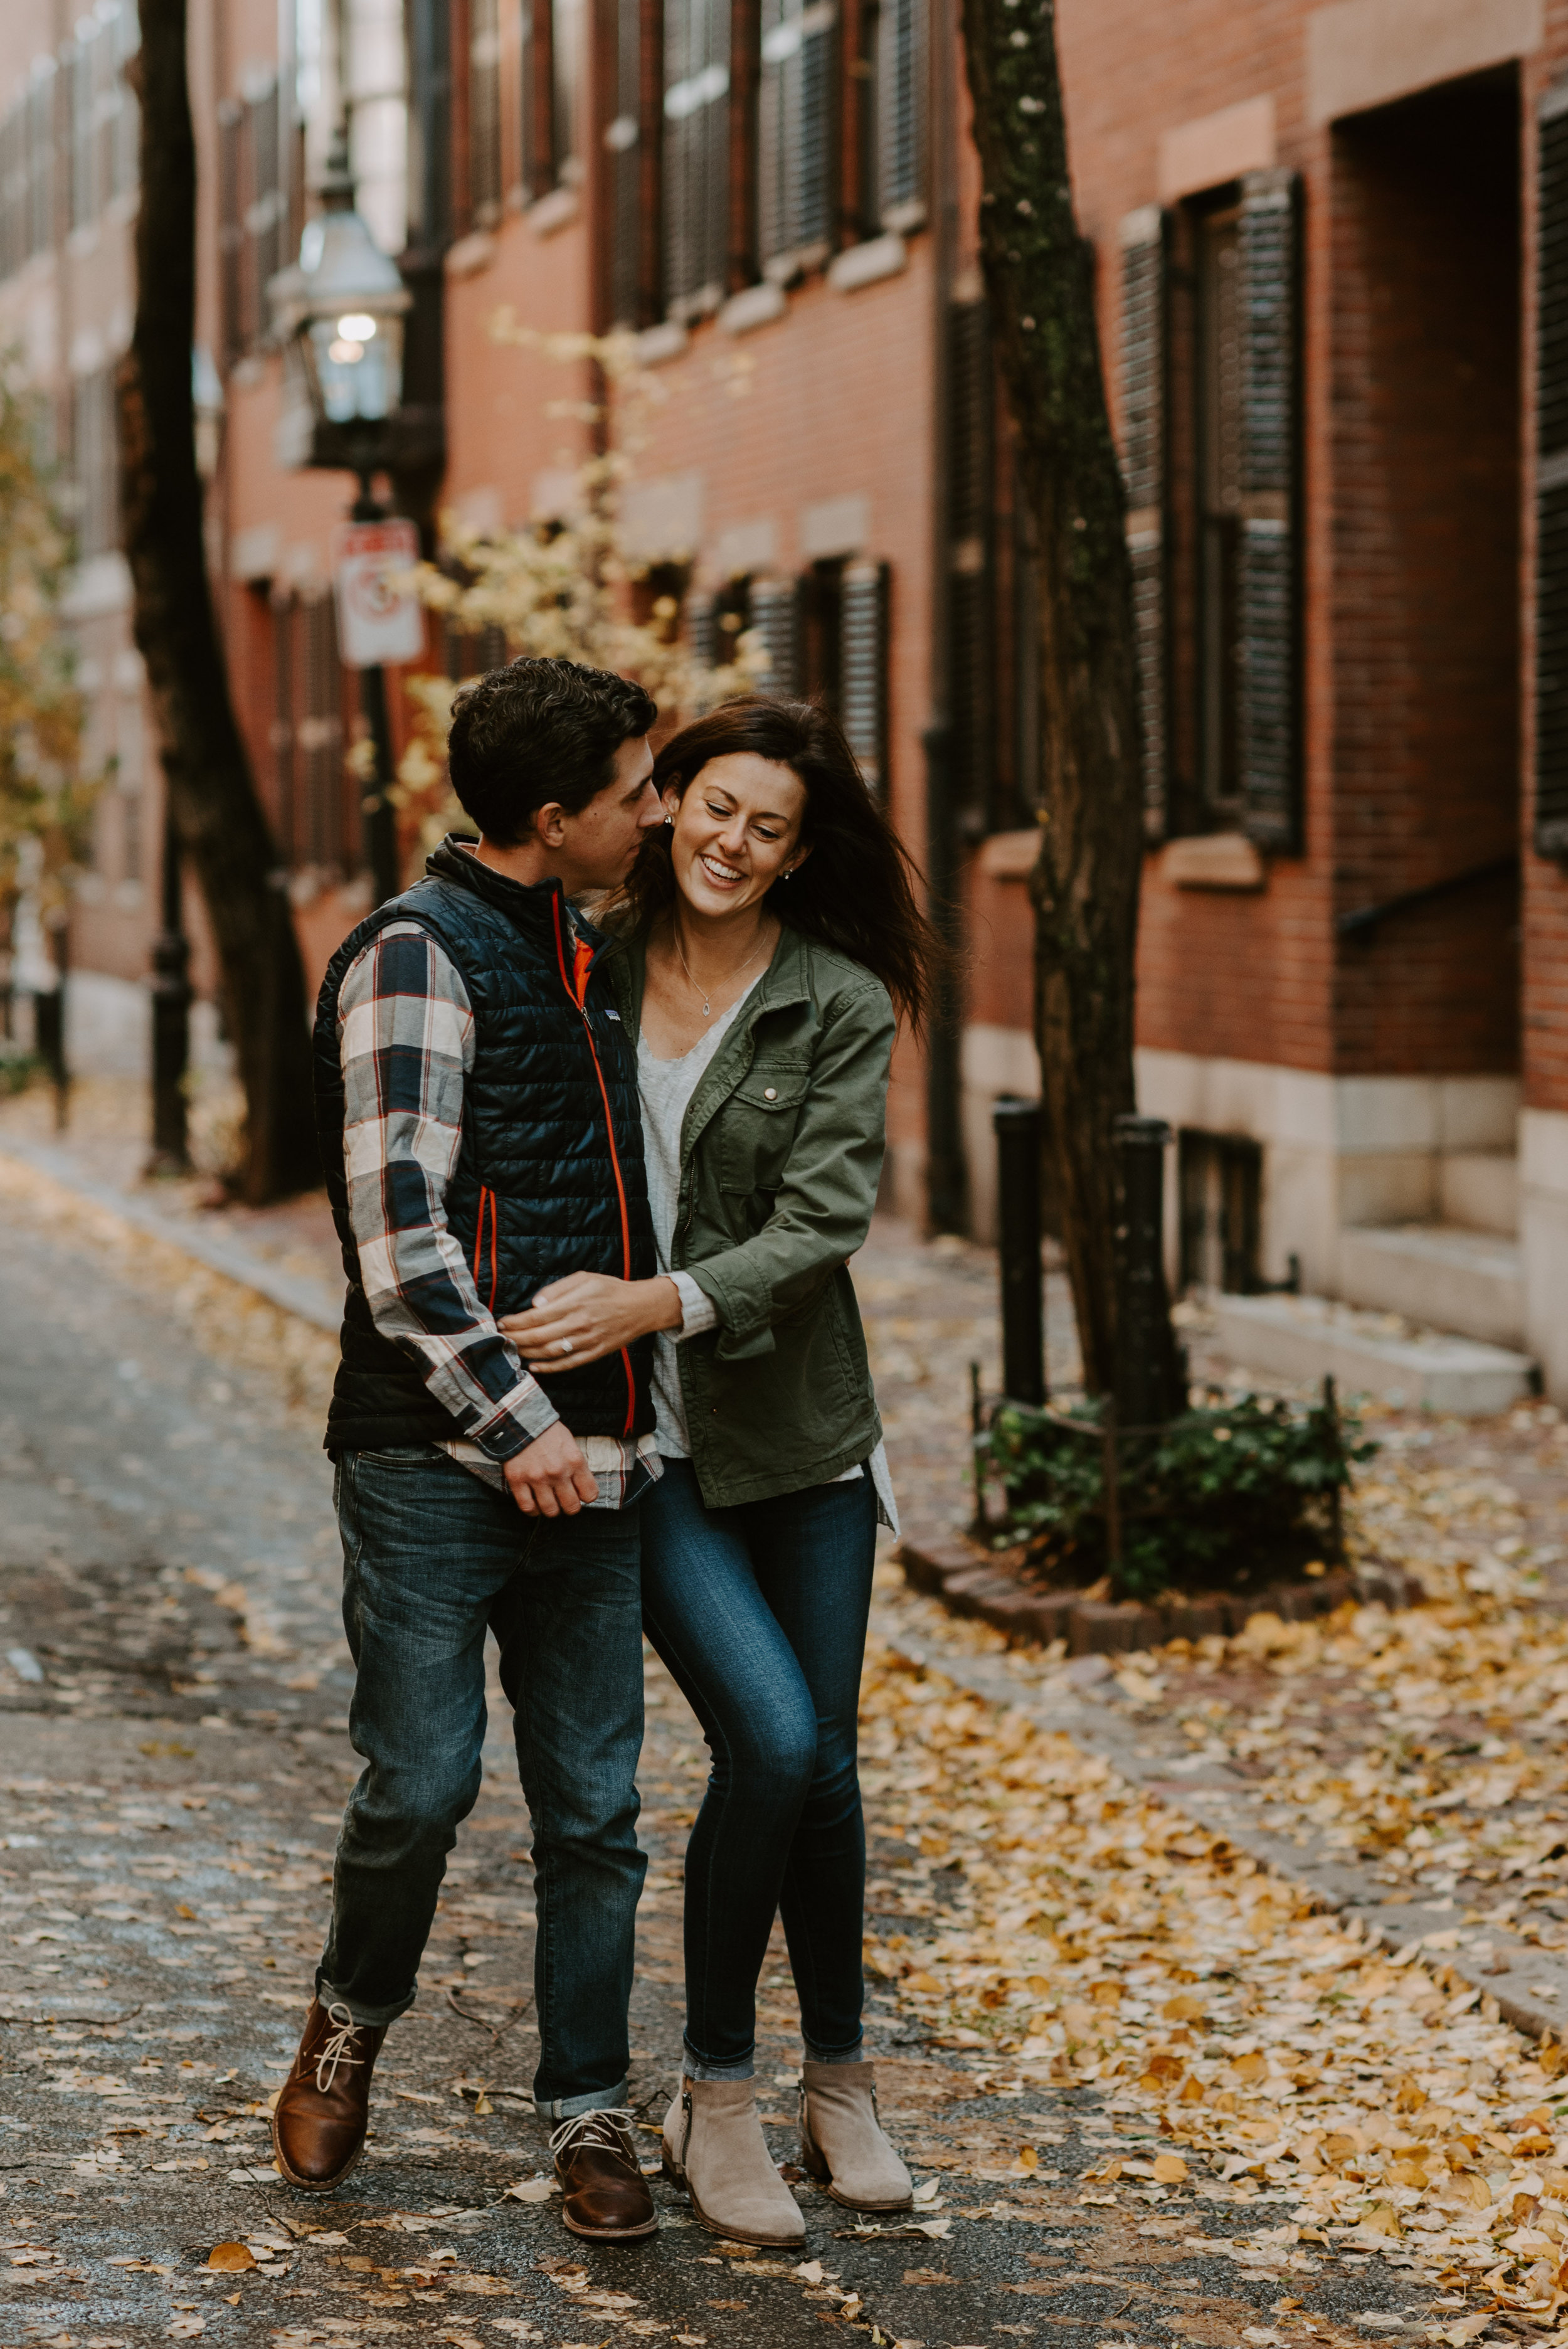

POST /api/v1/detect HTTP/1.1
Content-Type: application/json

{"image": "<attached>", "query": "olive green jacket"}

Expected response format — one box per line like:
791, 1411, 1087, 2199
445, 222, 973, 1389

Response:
608, 920, 895, 1509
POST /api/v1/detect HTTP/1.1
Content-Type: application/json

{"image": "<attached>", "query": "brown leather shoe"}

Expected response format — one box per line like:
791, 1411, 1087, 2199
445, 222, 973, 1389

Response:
551, 2106, 658, 2240
272, 1997, 388, 2192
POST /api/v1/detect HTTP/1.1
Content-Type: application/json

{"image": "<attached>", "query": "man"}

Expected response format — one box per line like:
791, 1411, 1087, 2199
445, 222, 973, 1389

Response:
272, 658, 682, 2242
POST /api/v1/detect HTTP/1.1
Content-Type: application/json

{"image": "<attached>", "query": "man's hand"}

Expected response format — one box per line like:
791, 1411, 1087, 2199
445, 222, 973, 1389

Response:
501, 1273, 684, 1371
504, 1421, 599, 1516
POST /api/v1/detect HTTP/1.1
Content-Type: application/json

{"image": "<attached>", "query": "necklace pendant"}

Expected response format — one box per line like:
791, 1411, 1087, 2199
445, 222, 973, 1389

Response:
701, 997, 712, 1017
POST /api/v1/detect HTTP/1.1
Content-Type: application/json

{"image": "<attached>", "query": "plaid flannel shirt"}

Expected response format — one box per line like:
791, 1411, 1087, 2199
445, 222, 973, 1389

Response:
336, 917, 666, 1507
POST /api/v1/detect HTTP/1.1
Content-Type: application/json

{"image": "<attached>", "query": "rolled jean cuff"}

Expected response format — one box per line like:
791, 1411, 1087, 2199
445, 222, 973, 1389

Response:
534, 2080, 630, 2122
314, 1968, 417, 2031
682, 2036, 755, 2084
802, 2030, 865, 2065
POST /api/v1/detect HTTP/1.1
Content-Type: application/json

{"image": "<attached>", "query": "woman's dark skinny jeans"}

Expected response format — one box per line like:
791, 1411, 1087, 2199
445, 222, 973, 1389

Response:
639, 1456, 878, 2079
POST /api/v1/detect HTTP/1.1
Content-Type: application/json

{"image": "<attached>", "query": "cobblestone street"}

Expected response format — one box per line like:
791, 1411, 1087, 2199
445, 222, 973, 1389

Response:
0, 1135, 1563, 2349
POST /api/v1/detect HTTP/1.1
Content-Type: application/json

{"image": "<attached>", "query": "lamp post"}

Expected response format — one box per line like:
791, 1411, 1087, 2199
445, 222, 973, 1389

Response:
270, 131, 413, 908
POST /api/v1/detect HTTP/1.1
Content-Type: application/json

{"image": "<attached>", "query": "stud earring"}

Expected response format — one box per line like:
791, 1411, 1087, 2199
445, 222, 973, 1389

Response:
664, 813, 674, 826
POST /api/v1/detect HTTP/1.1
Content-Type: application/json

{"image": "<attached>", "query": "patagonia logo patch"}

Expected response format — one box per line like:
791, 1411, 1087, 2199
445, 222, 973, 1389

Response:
603, 1007, 622, 1021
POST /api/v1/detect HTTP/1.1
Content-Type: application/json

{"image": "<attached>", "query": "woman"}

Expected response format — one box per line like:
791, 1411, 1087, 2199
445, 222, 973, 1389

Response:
503, 696, 938, 2247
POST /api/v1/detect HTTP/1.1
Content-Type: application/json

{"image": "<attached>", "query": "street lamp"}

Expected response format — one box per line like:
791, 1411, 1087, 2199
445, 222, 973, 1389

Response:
270, 129, 415, 907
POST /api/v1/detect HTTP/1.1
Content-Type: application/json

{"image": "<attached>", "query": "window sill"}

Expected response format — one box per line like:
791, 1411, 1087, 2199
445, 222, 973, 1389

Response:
446, 230, 497, 279
827, 232, 907, 293
635, 321, 689, 366
526, 186, 580, 238
975, 829, 1041, 879
1160, 831, 1266, 891
719, 280, 787, 335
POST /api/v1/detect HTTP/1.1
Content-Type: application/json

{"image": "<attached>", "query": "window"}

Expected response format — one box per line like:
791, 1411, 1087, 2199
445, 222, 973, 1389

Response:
876, 0, 924, 225
219, 79, 286, 364
28, 67, 56, 257
605, 0, 645, 325
1118, 171, 1302, 848
272, 590, 352, 875
663, 0, 729, 315
68, 31, 97, 231
1195, 203, 1242, 816
469, 0, 503, 223
758, 0, 835, 275
1178, 1130, 1261, 1295
72, 368, 119, 559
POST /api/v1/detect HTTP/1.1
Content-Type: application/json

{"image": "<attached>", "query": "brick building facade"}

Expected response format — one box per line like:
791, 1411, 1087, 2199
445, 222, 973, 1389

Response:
2, 0, 1565, 1391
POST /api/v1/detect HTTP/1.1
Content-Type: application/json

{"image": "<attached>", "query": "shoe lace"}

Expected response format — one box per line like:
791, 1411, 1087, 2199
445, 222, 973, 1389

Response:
549, 2106, 637, 2165
314, 1999, 368, 2094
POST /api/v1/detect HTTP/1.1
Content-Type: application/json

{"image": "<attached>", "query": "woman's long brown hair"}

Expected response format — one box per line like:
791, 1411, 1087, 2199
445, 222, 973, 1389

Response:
613, 697, 943, 1032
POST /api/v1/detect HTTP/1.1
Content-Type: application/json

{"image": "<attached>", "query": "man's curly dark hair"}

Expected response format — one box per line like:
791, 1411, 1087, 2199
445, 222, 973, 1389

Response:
445, 657, 657, 847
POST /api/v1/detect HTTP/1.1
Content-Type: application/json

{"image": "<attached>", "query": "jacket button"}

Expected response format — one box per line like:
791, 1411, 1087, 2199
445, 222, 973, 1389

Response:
763, 1086, 777, 1101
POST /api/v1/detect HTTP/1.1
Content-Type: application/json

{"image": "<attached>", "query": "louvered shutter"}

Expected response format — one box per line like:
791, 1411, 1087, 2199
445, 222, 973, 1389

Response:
272, 590, 298, 866
522, 0, 556, 199
749, 575, 800, 694
218, 102, 243, 367
948, 295, 994, 826
876, 0, 923, 223
840, 559, 888, 792
470, 0, 503, 224
246, 80, 282, 341
664, 0, 729, 312
1537, 87, 1568, 856
1119, 205, 1168, 840
606, 0, 642, 324
1236, 167, 1303, 854
686, 585, 718, 670
758, 0, 835, 270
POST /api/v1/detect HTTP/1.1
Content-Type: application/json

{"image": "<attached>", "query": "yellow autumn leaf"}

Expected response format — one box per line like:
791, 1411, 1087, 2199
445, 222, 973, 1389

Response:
1152, 2153, 1188, 2184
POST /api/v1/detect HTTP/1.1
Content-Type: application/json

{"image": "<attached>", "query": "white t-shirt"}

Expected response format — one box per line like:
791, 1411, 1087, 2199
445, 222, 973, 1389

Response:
637, 987, 899, 1534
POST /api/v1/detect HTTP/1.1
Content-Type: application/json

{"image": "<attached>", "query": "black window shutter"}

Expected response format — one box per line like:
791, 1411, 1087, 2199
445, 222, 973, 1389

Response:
840, 559, 889, 792
218, 101, 243, 369
948, 294, 995, 827
470, 0, 503, 224
1537, 88, 1568, 857
1236, 166, 1303, 854
749, 575, 800, 694
664, 0, 729, 312
1118, 203, 1168, 841
607, 0, 642, 325
876, 0, 924, 223
758, 0, 835, 269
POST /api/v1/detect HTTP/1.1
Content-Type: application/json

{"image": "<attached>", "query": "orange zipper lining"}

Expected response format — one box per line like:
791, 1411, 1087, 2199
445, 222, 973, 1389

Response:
552, 893, 637, 1434
472, 1185, 499, 1313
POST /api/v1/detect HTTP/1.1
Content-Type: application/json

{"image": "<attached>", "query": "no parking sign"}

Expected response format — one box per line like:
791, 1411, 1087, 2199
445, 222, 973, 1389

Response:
330, 517, 425, 669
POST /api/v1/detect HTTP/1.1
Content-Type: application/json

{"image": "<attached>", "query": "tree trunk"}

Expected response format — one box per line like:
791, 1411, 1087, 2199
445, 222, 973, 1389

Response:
117, 0, 319, 1205
958, 0, 1179, 1404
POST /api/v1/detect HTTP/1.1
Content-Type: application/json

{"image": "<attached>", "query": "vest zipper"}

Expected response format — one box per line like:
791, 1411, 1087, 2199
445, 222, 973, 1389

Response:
551, 894, 637, 1436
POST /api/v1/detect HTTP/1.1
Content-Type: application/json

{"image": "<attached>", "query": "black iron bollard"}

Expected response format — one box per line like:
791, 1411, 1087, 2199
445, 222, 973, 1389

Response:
32, 985, 65, 1102
360, 662, 401, 908
993, 1096, 1046, 1408
148, 811, 193, 1175
1113, 1113, 1183, 1428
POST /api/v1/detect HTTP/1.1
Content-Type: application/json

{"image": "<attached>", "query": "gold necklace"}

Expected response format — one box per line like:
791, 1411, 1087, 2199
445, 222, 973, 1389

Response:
672, 921, 771, 1019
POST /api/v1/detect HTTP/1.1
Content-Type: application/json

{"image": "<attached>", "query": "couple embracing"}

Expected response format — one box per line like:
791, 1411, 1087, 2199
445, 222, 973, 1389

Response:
270, 657, 937, 2250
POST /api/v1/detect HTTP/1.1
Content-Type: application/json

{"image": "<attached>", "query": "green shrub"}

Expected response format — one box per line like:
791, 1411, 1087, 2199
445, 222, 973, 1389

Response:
0, 1044, 41, 1096
985, 1387, 1377, 1603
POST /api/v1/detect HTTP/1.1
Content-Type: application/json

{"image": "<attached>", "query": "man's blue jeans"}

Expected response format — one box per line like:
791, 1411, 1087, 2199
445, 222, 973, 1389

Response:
639, 1457, 877, 2080
317, 1445, 647, 2118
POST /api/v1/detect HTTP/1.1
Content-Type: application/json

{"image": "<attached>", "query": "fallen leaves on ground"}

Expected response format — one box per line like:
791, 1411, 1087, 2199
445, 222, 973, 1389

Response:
857, 1623, 1568, 2335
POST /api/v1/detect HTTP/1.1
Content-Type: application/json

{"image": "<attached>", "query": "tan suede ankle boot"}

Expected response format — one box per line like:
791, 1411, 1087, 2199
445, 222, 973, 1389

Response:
799, 2060, 912, 2210
661, 2076, 806, 2247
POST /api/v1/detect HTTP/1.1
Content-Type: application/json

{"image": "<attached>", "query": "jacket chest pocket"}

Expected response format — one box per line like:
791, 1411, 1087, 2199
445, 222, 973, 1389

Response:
717, 1061, 811, 1194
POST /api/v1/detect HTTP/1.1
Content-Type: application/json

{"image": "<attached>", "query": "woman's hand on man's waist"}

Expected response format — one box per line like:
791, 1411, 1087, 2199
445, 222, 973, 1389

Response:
502, 1273, 685, 1372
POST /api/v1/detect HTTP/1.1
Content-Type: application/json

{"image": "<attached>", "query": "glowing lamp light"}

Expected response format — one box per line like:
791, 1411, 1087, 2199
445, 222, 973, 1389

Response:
269, 132, 410, 437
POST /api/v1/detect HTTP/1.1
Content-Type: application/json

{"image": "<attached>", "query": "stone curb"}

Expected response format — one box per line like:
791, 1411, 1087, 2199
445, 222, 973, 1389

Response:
0, 1137, 341, 1335
883, 1626, 1568, 2050
899, 1528, 1417, 1656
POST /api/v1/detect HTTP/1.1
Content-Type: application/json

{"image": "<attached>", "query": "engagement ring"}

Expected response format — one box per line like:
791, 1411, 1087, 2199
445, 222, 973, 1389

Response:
558, 1339, 575, 1355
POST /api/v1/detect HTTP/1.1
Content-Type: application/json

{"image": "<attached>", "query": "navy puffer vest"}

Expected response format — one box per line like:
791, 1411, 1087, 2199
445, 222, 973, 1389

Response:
314, 836, 656, 1456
